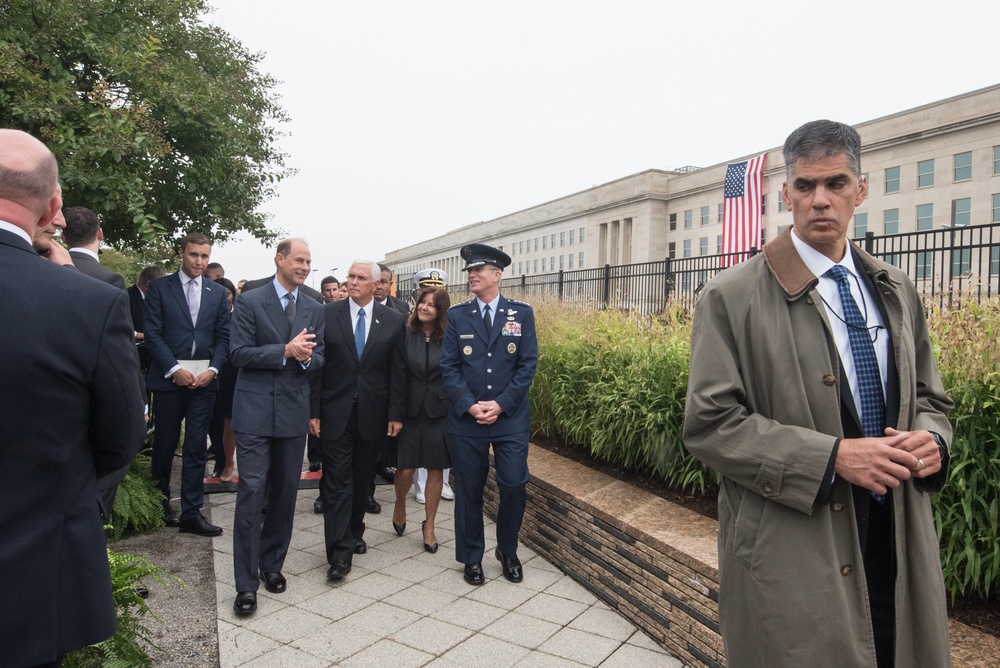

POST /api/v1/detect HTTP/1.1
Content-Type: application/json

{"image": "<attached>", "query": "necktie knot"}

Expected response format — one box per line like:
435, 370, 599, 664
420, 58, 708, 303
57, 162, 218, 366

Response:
826, 265, 849, 284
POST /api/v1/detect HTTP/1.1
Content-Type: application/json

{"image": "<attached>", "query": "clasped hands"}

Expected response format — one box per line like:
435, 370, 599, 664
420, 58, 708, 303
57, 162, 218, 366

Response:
467, 400, 502, 425
171, 367, 216, 389
835, 428, 943, 496
285, 328, 315, 363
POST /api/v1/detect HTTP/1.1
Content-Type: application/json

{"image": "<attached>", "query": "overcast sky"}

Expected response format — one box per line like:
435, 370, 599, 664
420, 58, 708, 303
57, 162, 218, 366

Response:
204, 0, 998, 287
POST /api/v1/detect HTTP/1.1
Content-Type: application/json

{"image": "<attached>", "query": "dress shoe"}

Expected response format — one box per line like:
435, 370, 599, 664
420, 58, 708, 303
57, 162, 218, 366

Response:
495, 548, 523, 583
162, 507, 180, 528
233, 591, 257, 616
365, 495, 381, 514
353, 538, 367, 554
393, 520, 406, 536
327, 561, 351, 580
313, 497, 324, 514
259, 571, 286, 593
378, 465, 396, 482
178, 513, 223, 537
422, 521, 438, 554
135, 585, 149, 599
308, 460, 321, 473
463, 562, 485, 586
440, 482, 455, 501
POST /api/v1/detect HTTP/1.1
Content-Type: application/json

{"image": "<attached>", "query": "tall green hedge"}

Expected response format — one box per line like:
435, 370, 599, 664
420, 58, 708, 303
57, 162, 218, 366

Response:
530, 300, 1000, 600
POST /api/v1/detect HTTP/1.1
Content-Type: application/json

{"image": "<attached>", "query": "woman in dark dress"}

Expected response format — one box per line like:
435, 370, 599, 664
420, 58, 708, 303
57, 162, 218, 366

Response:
392, 287, 451, 552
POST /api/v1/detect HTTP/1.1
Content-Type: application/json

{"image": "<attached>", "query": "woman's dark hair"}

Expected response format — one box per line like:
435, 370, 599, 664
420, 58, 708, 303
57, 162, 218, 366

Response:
407, 287, 450, 343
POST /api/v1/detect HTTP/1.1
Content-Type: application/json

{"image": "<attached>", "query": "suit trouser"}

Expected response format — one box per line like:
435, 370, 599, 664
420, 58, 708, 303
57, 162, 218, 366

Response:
864, 493, 896, 668
448, 430, 529, 564
320, 404, 382, 564
232, 432, 306, 592
151, 386, 215, 520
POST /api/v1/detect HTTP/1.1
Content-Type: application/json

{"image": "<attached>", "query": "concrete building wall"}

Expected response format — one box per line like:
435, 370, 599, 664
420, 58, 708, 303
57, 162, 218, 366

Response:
385, 85, 1000, 284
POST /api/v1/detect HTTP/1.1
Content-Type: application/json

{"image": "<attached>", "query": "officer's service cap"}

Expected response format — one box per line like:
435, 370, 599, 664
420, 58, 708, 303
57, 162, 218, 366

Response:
412, 267, 448, 289
460, 243, 511, 271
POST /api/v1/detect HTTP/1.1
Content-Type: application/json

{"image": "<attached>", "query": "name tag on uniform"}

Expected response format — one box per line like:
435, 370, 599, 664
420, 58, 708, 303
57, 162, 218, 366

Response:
460, 334, 475, 339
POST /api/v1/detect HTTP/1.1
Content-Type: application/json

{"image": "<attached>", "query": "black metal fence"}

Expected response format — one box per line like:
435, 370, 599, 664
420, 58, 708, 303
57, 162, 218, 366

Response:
400, 222, 1000, 312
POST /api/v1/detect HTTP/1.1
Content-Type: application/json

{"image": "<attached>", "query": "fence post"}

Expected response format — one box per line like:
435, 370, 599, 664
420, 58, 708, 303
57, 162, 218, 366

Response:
664, 256, 673, 299
865, 231, 874, 254
558, 270, 564, 300
521, 274, 526, 291
602, 264, 611, 307
750, 246, 759, 257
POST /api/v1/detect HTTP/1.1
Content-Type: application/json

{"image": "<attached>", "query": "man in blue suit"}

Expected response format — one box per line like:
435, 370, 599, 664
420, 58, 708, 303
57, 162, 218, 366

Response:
441, 243, 538, 585
229, 238, 324, 616
145, 232, 231, 536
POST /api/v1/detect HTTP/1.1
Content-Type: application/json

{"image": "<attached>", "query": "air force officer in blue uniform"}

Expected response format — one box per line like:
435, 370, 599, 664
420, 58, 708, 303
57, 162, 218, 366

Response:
441, 243, 537, 586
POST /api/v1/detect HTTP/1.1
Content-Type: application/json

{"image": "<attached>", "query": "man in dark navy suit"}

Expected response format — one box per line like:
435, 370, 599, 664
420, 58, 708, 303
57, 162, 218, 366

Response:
63, 206, 127, 289
144, 232, 230, 535
229, 238, 324, 615
310, 260, 406, 580
441, 243, 538, 585
0, 128, 146, 667
129, 264, 166, 375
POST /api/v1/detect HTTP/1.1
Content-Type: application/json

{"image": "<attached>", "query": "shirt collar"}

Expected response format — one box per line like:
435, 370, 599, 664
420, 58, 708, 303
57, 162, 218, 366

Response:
70, 246, 100, 262
476, 294, 501, 314
181, 270, 201, 288
271, 276, 297, 301
350, 297, 372, 318
0, 221, 33, 247
789, 230, 860, 281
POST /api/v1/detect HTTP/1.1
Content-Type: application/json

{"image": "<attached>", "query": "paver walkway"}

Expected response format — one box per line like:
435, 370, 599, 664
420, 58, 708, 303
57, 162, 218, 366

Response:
207, 483, 683, 667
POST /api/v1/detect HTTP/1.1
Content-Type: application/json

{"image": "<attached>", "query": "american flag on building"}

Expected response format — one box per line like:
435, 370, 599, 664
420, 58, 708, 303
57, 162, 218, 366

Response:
721, 153, 766, 267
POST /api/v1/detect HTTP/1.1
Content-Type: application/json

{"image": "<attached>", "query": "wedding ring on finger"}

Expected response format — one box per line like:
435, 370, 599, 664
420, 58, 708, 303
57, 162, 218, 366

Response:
917, 458, 925, 470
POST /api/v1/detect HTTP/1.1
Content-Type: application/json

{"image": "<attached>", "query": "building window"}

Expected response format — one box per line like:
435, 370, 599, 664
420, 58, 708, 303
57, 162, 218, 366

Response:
916, 204, 934, 231
684, 210, 693, 229
885, 166, 900, 194
854, 212, 868, 237
568, 254, 574, 269
542, 236, 548, 250
579, 227, 585, 243
669, 214, 676, 231
716, 235, 722, 253
916, 252, 933, 280
551, 234, 556, 249
994, 146, 1000, 176
954, 151, 972, 181
952, 198, 971, 226
541, 258, 545, 271
777, 195, 787, 212
668, 242, 676, 259
534, 259, 538, 273
917, 159, 934, 188
519, 241, 524, 254
993, 193, 1000, 223
700, 206, 709, 226
760, 194, 767, 215
560, 232, 566, 247
777, 225, 788, 235
559, 255, 564, 270
569, 229, 575, 244
884, 254, 899, 268
578, 252, 583, 266
884, 209, 899, 235
699, 237, 708, 256
550, 255, 555, 270
952, 249, 971, 277
683, 239, 692, 258
991, 246, 1000, 277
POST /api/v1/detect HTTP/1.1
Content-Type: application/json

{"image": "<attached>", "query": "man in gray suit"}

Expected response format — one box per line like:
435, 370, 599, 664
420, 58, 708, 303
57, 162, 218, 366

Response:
63, 206, 126, 289
229, 238, 325, 616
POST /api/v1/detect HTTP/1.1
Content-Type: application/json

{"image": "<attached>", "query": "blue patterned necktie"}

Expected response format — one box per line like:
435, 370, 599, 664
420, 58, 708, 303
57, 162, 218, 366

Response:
355, 307, 366, 359
827, 265, 886, 502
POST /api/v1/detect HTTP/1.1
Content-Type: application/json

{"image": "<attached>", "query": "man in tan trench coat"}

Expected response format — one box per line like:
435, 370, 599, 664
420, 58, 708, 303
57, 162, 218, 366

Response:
683, 120, 954, 668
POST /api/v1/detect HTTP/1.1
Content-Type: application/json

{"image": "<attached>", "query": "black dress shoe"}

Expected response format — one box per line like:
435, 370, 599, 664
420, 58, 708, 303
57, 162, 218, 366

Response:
365, 495, 381, 514
495, 548, 523, 583
135, 585, 149, 599
327, 561, 351, 580
393, 520, 406, 536
353, 538, 367, 554
313, 497, 324, 514
233, 591, 257, 616
379, 466, 396, 482
259, 571, 286, 593
178, 513, 223, 537
422, 520, 438, 553
308, 460, 321, 473
163, 508, 180, 528
464, 562, 485, 586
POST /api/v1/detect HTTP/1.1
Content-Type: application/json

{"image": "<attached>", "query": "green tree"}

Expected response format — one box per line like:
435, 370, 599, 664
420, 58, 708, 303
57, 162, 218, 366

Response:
0, 0, 290, 250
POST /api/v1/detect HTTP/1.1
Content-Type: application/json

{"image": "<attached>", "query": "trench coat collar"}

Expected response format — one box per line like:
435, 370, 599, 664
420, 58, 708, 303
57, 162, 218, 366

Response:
762, 227, 898, 301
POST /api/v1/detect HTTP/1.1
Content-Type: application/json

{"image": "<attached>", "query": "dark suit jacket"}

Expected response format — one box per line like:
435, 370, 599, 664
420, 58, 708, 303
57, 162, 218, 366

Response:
69, 248, 126, 289
404, 327, 449, 419
0, 230, 146, 665
143, 272, 230, 392
242, 274, 323, 305
128, 284, 151, 371
383, 294, 411, 316
230, 282, 325, 438
311, 299, 406, 442
441, 294, 538, 437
